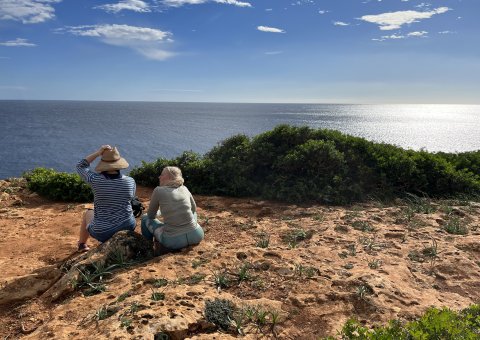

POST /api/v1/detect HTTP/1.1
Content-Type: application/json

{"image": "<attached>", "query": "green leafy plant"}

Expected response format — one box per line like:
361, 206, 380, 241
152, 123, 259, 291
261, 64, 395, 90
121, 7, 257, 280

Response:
151, 289, 165, 301
255, 232, 270, 248
94, 304, 119, 321
443, 216, 469, 235
23, 167, 93, 202
205, 298, 235, 331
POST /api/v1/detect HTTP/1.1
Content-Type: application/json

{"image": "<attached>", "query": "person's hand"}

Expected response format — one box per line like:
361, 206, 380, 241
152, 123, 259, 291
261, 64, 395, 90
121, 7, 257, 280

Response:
97, 145, 112, 156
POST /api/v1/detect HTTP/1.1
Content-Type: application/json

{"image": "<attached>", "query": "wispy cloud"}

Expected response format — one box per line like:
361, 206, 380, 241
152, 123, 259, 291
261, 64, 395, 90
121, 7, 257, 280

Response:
264, 51, 283, 55
360, 7, 450, 30
407, 30, 428, 37
257, 26, 285, 33
333, 21, 350, 26
438, 30, 456, 34
318, 10, 329, 15
373, 31, 429, 41
60, 24, 175, 60
0, 0, 61, 24
161, 0, 251, 8
0, 38, 36, 47
94, 0, 151, 13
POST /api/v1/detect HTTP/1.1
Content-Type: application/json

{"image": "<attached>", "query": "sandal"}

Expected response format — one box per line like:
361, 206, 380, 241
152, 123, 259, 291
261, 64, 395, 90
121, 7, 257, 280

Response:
77, 242, 90, 252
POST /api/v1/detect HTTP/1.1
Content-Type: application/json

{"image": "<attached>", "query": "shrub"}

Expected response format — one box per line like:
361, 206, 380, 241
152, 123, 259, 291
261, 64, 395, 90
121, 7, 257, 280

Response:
24, 125, 480, 204
204, 298, 235, 331
329, 305, 480, 339
23, 168, 93, 202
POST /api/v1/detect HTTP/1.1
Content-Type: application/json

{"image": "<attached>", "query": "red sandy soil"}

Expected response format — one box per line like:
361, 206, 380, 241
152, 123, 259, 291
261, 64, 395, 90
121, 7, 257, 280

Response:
1, 178, 480, 339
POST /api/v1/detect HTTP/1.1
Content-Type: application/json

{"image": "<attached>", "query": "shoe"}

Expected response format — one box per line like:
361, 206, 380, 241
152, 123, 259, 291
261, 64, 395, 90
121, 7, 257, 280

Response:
77, 242, 90, 252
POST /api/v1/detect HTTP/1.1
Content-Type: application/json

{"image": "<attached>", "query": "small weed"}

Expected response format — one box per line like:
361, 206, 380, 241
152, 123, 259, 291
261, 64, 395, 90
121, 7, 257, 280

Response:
192, 258, 210, 269
422, 238, 438, 258
358, 235, 384, 252
294, 263, 318, 278
352, 220, 375, 232
312, 213, 325, 222
152, 278, 168, 288
344, 263, 354, 270
405, 193, 436, 214
129, 301, 140, 315
237, 263, 251, 283
334, 225, 349, 233
347, 244, 357, 256
175, 274, 206, 286
212, 270, 230, 290
255, 232, 270, 248
120, 317, 132, 328
151, 289, 165, 301
282, 228, 311, 248
117, 291, 131, 302
368, 259, 381, 269
344, 210, 361, 222
356, 284, 373, 300
443, 216, 468, 235
94, 304, 119, 321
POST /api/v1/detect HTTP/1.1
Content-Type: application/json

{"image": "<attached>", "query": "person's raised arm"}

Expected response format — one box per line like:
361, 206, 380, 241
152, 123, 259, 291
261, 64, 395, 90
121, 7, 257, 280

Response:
85, 145, 112, 164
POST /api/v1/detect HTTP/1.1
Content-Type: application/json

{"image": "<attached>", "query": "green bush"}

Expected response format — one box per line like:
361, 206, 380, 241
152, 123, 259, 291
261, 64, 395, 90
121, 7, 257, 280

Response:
204, 298, 235, 331
24, 125, 480, 204
330, 305, 480, 339
23, 168, 93, 202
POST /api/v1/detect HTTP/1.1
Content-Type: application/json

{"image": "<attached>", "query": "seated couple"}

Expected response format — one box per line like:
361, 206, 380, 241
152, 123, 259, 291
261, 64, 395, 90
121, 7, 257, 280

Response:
76, 145, 204, 253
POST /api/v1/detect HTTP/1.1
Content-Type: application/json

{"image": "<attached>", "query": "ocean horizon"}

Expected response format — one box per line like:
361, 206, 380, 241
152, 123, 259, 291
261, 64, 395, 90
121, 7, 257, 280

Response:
1, 100, 479, 179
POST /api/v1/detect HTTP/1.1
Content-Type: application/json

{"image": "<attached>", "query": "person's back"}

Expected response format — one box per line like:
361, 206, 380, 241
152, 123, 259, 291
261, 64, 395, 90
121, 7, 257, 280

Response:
76, 145, 137, 251
149, 185, 197, 236
141, 166, 204, 253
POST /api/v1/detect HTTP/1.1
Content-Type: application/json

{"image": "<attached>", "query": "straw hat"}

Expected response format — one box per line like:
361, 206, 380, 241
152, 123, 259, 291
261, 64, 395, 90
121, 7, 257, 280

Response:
95, 147, 129, 172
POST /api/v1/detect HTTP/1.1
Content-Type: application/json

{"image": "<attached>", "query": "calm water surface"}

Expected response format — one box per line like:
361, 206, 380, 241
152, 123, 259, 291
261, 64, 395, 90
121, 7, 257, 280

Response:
0, 101, 478, 178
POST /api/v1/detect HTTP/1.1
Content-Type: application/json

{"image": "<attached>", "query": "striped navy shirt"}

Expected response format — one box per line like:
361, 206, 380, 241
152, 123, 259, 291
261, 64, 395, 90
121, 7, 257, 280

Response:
76, 159, 136, 236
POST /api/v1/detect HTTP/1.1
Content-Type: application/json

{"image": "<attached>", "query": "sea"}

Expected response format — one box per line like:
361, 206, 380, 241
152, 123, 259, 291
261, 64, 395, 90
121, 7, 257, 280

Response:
0, 100, 479, 179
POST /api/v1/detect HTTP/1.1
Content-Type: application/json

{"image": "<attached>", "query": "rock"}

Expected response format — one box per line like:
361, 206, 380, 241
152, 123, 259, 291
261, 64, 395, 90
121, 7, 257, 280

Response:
41, 231, 153, 302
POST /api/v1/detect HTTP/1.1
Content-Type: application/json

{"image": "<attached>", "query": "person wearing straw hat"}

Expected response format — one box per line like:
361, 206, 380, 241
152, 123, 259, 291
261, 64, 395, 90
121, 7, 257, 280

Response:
141, 166, 204, 255
76, 145, 137, 252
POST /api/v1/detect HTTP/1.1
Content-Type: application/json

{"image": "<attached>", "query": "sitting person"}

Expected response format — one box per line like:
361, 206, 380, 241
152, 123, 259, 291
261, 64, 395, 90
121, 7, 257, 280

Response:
76, 145, 137, 252
141, 166, 204, 253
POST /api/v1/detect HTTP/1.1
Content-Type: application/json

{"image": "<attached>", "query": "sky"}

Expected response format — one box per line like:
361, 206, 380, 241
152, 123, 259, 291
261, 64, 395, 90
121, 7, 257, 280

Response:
0, 0, 479, 104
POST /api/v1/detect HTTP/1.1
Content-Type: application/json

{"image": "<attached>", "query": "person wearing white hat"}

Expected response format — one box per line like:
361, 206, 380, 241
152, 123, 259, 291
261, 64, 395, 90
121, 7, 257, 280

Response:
76, 145, 137, 252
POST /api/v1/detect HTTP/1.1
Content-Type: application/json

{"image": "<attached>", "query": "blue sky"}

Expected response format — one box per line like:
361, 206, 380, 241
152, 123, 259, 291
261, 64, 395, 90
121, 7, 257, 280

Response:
0, 0, 478, 103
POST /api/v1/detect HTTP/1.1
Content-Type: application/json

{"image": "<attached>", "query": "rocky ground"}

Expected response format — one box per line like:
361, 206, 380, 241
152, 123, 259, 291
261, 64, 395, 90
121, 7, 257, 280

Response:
1, 178, 480, 339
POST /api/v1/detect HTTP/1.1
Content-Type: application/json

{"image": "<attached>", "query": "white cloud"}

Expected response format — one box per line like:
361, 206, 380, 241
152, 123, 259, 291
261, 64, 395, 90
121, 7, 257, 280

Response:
94, 0, 151, 13
264, 51, 283, 55
0, 0, 61, 24
161, 0, 251, 7
0, 38, 36, 46
215, 0, 251, 7
257, 26, 285, 33
407, 31, 428, 37
438, 30, 455, 34
62, 24, 175, 60
318, 10, 329, 14
360, 7, 450, 30
333, 21, 350, 26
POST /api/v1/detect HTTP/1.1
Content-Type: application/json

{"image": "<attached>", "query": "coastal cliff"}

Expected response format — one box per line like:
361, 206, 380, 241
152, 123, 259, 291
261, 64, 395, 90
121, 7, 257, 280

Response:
1, 178, 480, 339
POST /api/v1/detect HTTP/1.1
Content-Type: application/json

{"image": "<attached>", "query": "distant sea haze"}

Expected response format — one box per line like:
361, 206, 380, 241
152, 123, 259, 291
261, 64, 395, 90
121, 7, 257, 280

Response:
0, 101, 479, 179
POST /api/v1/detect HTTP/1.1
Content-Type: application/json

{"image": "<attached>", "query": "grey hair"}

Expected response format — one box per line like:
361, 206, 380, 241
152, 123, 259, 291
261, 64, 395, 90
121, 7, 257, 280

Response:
162, 166, 184, 187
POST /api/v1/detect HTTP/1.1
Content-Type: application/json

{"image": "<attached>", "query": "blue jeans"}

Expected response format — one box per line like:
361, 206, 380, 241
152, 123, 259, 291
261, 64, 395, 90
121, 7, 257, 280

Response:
88, 215, 136, 243
141, 214, 204, 250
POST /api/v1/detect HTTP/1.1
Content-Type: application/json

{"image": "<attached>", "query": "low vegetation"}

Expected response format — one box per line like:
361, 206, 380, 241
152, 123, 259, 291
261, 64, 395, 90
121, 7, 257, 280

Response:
23, 125, 480, 204
326, 305, 480, 339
